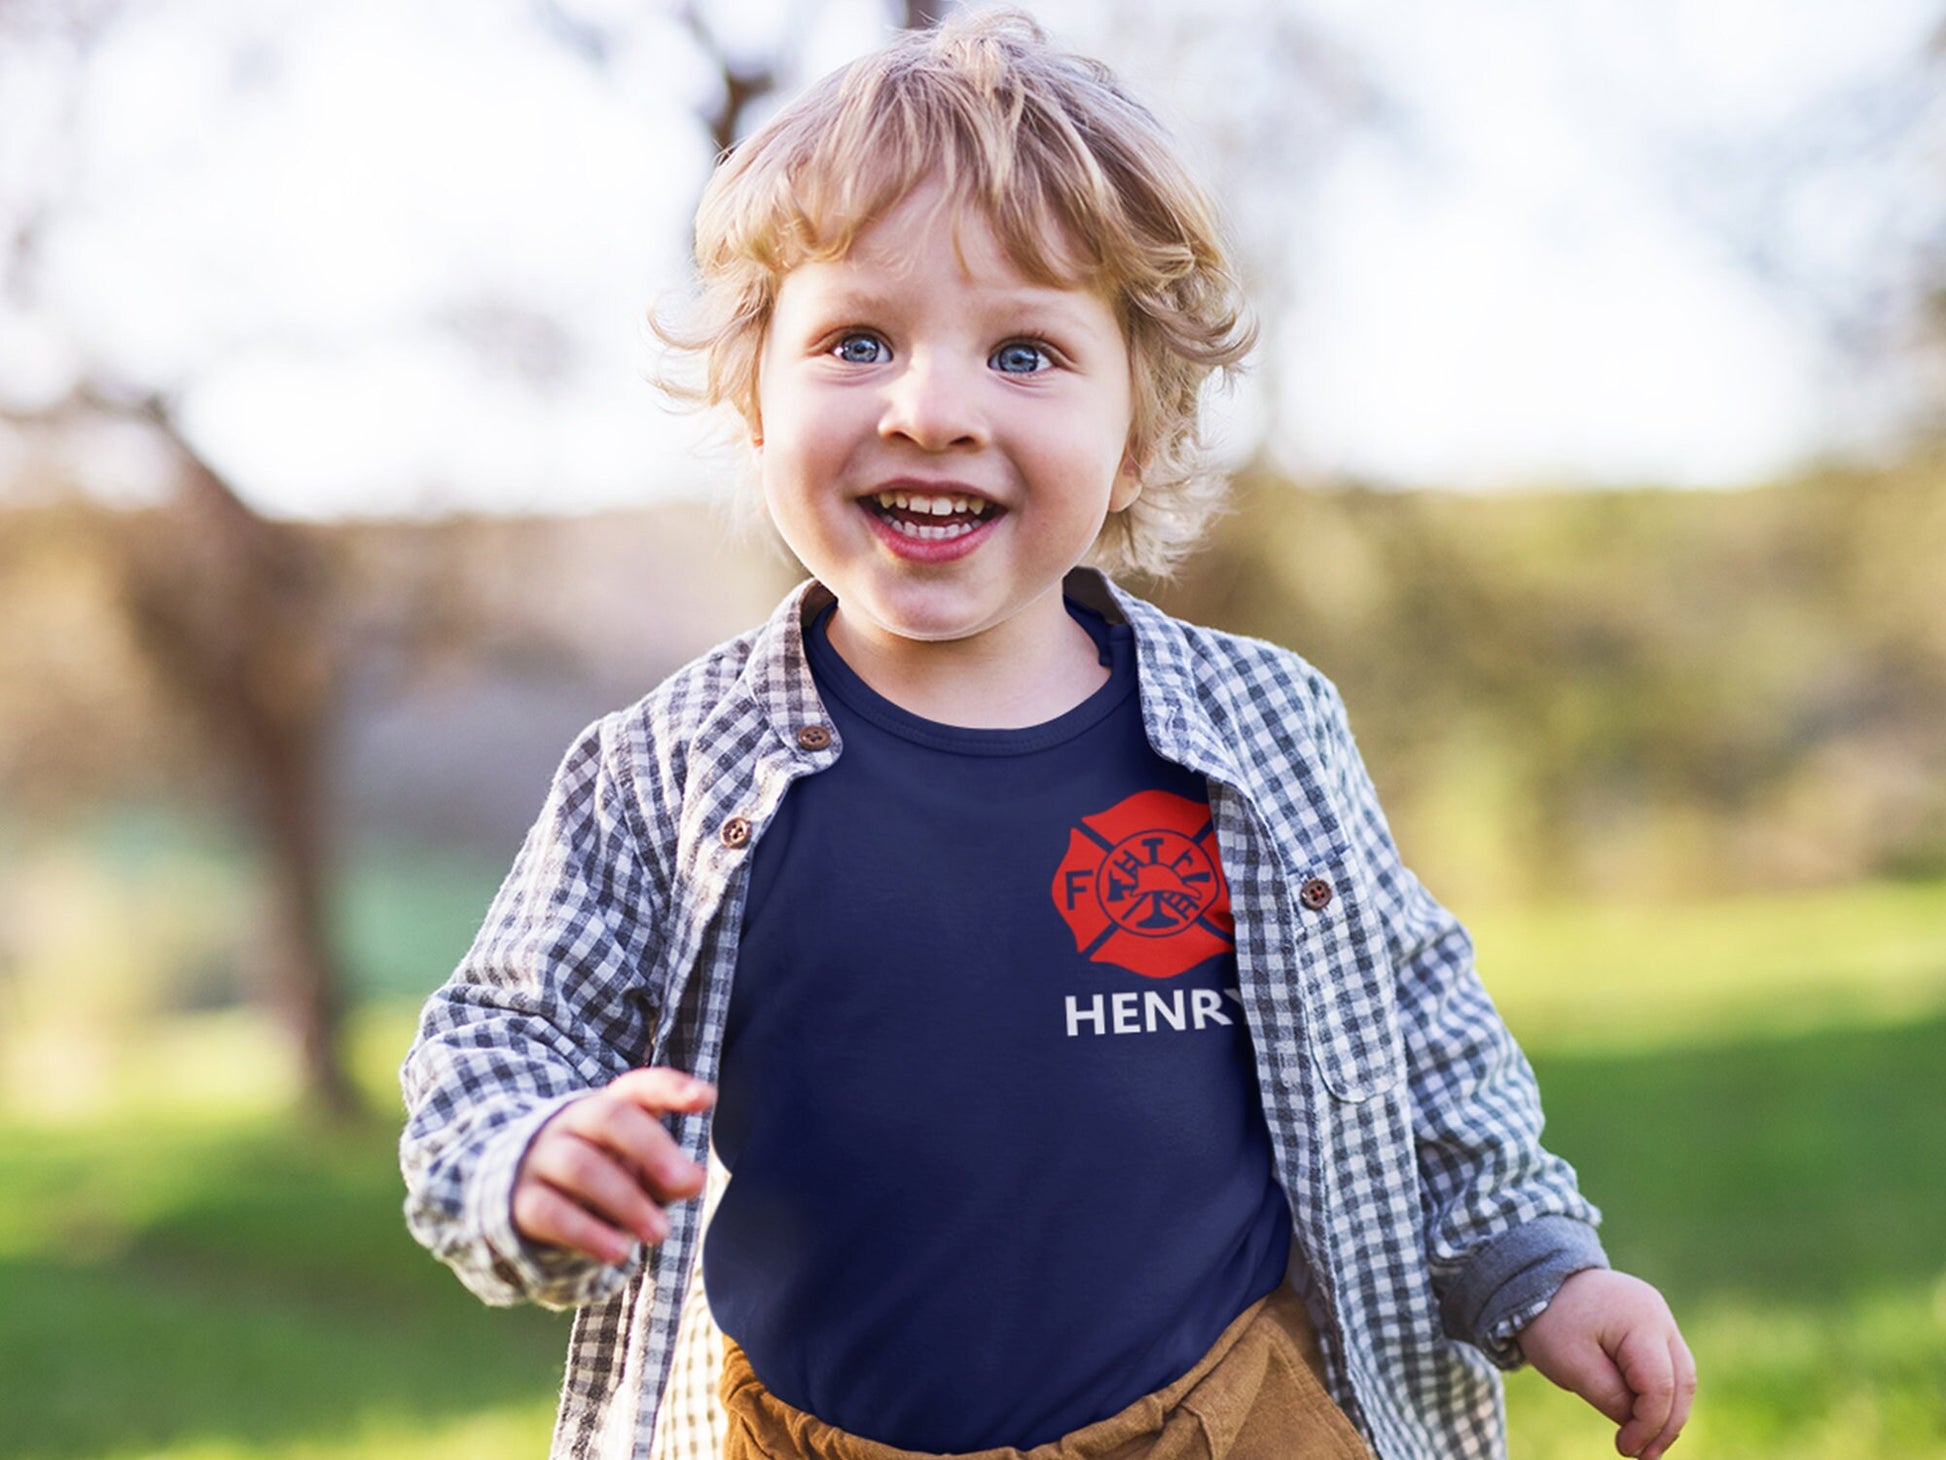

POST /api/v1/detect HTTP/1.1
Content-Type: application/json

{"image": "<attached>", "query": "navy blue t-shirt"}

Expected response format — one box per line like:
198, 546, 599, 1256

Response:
706, 600, 1291, 1451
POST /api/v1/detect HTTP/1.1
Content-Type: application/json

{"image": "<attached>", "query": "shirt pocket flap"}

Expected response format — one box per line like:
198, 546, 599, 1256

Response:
1283, 854, 1405, 1103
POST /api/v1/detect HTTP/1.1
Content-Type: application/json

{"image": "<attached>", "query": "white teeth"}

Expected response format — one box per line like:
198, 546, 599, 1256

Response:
868, 490, 993, 520
885, 517, 978, 541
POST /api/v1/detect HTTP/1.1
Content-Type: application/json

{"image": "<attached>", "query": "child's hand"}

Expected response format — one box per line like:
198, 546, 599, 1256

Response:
1517, 1268, 1696, 1460
511, 1067, 715, 1265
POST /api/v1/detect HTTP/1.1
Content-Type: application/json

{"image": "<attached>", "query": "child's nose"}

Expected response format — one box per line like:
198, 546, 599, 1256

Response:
877, 356, 987, 452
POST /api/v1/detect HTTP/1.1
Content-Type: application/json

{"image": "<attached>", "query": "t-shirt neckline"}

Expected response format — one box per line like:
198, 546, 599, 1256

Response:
804, 598, 1137, 756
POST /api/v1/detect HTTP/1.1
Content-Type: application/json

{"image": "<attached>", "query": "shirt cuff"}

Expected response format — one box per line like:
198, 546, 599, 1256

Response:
1442, 1214, 1610, 1368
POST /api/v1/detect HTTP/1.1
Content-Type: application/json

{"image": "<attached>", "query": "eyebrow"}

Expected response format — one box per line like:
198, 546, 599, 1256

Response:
797, 279, 1114, 335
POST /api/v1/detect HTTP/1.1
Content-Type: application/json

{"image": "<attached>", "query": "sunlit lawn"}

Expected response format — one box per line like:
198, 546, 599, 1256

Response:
1487, 881, 1946, 1457
0, 1015, 567, 1460
1510, 1016, 1946, 1459
2, 869, 1943, 1459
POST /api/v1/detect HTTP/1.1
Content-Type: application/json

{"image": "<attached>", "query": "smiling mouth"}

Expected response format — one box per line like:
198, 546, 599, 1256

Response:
865, 490, 1001, 542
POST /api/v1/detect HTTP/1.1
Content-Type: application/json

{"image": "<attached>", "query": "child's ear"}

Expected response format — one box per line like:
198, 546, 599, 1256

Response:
1108, 448, 1143, 512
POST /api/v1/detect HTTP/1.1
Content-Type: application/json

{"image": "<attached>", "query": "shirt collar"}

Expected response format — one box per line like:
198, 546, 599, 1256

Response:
741, 569, 1242, 787
1089, 570, 1248, 789
741, 579, 838, 764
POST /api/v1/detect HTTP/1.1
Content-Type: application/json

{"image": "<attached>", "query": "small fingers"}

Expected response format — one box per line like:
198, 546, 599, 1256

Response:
522, 1129, 670, 1247
1636, 1334, 1697, 1460
511, 1176, 641, 1265
1570, 1348, 1636, 1429
556, 1092, 706, 1203
609, 1066, 718, 1119
1613, 1329, 1684, 1458
507, 1068, 714, 1266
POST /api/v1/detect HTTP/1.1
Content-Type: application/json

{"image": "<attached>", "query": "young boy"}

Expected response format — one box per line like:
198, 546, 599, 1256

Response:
400, 11, 1694, 1460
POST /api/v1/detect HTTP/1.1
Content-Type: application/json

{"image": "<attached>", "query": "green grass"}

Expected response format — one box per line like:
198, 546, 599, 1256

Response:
1478, 888, 1946, 1457
1506, 1016, 1946, 1459
2, 872, 1943, 1457
1535, 1018, 1946, 1307
0, 996, 568, 1460
1508, 1283, 1946, 1459
0, 1105, 566, 1460
1468, 877, 1946, 1053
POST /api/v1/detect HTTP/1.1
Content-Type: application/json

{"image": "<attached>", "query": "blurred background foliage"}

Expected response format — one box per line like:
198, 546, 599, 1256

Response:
1175, 455, 1946, 901
6, 455, 1944, 1100
4, 459, 1944, 1459
2, 0, 1944, 1456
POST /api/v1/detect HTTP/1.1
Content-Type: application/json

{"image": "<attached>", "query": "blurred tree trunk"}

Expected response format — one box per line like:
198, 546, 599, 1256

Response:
138, 403, 356, 1119
24, 388, 362, 1120
0, 0, 361, 1115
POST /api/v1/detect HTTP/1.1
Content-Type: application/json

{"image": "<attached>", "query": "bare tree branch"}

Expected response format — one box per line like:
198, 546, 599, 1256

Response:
4, 382, 361, 1119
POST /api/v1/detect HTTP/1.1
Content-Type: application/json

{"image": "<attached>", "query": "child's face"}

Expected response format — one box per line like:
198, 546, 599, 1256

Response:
753, 179, 1140, 664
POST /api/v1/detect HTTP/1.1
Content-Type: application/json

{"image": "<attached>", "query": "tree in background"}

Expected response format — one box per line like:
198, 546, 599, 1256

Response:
3, 383, 356, 1115
3, 0, 1943, 1113
0, 0, 361, 1116
0, 0, 960, 1116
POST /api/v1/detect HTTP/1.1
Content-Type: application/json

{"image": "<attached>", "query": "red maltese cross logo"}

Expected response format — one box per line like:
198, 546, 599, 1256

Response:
1051, 789, 1236, 979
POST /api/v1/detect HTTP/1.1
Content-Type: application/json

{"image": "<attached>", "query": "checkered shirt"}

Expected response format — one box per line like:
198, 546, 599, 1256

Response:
400, 570, 1603, 1460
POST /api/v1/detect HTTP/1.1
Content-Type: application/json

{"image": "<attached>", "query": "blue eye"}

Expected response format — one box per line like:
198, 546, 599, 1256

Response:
833, 333, 887, 364
991, 341, 1049, 374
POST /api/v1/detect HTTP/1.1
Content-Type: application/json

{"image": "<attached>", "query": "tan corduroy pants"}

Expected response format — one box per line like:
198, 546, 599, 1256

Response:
719, 1284, 1374, 1460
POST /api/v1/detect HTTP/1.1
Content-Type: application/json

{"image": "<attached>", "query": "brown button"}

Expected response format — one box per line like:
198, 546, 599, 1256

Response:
796, 724, 833, 751
1299, 877, 1334, 911
720, 816, 752, 849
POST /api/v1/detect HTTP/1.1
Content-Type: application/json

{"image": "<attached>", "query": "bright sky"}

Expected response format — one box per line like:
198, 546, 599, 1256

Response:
1263, 0, 1942, 487
0, 0, 1938, 515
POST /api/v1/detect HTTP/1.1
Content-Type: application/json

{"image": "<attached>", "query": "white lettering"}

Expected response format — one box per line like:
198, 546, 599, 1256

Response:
1192, 988, 1233, 1028
1061, 987, 1246, 1036
1065, 994, 1106, 1037
1146, 989, 1187, 1031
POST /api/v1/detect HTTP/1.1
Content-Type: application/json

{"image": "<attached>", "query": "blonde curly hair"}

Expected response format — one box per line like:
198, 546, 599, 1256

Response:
659, 7, 1254, 578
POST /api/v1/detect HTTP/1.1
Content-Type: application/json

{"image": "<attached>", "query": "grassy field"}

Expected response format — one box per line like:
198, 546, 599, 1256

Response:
0, 1004, 572, 1460
2, 875, 1943, 1459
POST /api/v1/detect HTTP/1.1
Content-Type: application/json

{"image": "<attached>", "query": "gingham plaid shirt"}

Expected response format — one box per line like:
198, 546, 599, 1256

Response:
401, 570, 1604, 1460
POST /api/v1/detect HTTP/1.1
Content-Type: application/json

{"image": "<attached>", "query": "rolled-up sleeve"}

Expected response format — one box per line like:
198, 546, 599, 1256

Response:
399, 713, 667, 1311
1316, 682, 1606, 1366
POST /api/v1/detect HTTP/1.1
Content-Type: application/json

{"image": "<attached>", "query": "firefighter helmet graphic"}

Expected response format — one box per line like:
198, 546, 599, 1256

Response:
1051, 788, 1235, 978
